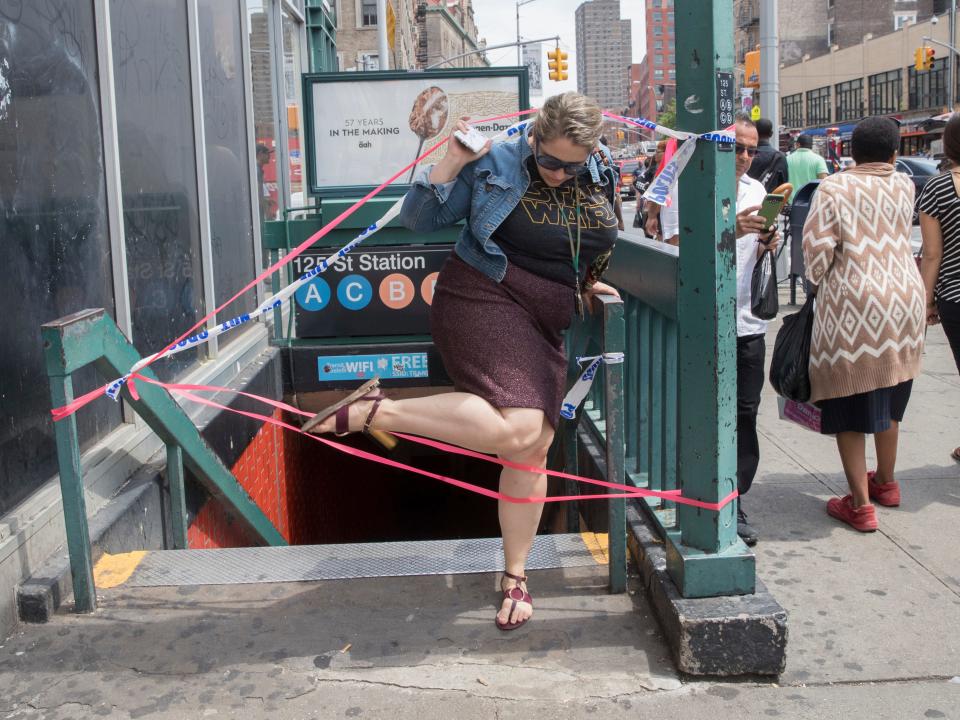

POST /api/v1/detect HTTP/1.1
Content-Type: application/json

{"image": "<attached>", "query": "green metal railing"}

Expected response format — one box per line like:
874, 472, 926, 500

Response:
570, 233, 756, 600
42, 309, 286, 614
561, 294, 627, 594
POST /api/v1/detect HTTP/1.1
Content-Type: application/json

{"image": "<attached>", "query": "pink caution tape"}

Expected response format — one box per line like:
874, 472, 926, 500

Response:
51, 108, 540, 421
131, 374, 737, 512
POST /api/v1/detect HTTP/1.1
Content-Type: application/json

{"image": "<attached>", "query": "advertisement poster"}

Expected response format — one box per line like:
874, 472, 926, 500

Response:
522, 44, 542, 91
291, 244, 453, 338
307, 73, 523, 192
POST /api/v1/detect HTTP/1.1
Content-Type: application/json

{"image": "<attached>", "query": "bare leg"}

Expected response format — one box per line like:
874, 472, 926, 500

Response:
873, 421, 899, 484
312, 391, 545, 456
496, 422, 554, 627
836, 432, 869, 507
311, 390, 555, 626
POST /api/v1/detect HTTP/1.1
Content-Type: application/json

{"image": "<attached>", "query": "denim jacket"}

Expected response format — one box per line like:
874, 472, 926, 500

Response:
399, 134, 619, 283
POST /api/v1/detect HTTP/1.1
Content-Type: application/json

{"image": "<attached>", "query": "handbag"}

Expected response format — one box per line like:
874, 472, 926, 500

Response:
769, 292, 815, 402
750, 249, 778, 320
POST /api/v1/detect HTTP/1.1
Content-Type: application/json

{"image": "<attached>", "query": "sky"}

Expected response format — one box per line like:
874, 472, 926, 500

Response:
471, 0, 647, 104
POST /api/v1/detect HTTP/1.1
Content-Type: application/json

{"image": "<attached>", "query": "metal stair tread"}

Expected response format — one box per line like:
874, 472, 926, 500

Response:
109, 533, 604, 588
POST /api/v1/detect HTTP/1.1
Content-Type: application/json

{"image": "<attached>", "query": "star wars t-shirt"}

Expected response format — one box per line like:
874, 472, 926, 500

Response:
492, 157, 618, 289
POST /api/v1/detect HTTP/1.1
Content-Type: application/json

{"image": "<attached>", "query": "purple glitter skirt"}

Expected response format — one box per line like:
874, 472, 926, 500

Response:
430, 253, 574, 429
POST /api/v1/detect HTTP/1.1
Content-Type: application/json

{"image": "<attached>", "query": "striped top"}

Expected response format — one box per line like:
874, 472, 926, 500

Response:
917, 171, 960, 303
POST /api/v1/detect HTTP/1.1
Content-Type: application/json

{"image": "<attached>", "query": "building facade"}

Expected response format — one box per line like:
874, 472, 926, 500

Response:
780, 14, 958, 152
736, 0, 941, 92
0, 0, 333, 641
734, 0, 828, 75
575, 0, 632, 110
416, 0, 488, 69
333, 0, 419, 70
633, 0, 675, 122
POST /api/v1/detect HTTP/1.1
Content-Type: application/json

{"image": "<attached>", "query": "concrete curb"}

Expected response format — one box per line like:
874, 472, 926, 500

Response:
17, 460, 167, 623
16, 347, 283, 623
626, 501, 789, 676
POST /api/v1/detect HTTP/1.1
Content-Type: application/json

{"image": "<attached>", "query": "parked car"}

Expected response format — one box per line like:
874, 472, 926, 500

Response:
895, 156, 939, 224
617, 160, 640, 198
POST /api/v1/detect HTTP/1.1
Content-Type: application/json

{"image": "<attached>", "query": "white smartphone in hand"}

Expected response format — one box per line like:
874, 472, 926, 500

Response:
453, 127, 488, 154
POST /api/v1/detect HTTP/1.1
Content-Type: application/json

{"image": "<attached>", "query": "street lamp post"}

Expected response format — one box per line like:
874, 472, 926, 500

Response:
516, 0, 542, 65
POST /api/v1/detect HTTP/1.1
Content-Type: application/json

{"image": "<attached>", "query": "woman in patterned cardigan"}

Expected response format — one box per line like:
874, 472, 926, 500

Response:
802, 117, 926, 533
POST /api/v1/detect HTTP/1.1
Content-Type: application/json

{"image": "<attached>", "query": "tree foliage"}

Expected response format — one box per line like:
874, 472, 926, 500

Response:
657, 98, 677, 130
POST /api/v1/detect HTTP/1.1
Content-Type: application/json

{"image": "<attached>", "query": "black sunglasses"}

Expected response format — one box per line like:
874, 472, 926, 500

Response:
735, 143, 759, 157
534, 138, 591, 176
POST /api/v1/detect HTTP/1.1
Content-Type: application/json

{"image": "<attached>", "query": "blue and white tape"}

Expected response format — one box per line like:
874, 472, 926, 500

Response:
559, 352, 625, 421
103, 119, 531, 400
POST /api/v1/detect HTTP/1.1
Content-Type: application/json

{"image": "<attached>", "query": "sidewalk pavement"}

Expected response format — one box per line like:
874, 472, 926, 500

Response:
0, 310, 958, 719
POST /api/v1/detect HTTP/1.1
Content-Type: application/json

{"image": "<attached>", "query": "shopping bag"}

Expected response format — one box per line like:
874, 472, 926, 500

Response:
777, 396, 822, 433
750, 250, 779, 320
769, 292, 815, 401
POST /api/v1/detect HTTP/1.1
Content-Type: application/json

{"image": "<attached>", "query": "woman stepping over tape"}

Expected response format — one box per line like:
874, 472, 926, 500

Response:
305, 92, 622, 631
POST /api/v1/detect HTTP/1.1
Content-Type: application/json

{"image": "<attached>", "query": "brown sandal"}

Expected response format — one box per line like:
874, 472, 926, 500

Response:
495, 571, 533, 631
301, 377, 397, 450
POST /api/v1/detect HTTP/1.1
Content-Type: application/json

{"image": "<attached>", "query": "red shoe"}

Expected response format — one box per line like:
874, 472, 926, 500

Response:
867, 471, 901, 507
827, 495, 878, 532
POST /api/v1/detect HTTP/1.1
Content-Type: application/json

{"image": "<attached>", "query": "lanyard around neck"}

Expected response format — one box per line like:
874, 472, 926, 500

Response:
550, 180, 582, 282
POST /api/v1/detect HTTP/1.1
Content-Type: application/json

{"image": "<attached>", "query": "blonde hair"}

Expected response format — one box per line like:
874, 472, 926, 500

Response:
532, 92, 604, 149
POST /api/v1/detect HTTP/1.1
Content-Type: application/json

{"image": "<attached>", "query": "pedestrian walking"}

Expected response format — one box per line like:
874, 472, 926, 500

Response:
802, 117, 926, 532
787, 135, 829, 192
917, 114, 960, 464
747, 118, 789, 192
304, 92, 622, 630
732, 114, 781, 546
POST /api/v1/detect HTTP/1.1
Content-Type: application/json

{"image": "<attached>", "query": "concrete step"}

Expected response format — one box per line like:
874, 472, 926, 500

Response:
91, 533, 610, 590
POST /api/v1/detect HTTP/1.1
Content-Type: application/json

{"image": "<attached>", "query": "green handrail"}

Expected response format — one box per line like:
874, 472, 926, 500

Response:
563, 294, 627, 594
580, 233, 756, 599
42, 308, 287, 613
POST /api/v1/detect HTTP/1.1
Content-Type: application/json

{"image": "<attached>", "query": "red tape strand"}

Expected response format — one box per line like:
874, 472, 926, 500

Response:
133, 374, 737, 512
51, 109, 540, 421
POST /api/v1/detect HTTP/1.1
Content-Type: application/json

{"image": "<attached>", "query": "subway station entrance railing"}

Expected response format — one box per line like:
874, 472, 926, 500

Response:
568, 234, 756, 600
41, 309, 287, 614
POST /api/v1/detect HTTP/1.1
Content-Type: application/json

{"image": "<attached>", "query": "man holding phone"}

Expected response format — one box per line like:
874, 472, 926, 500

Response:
732, 114, 780, 546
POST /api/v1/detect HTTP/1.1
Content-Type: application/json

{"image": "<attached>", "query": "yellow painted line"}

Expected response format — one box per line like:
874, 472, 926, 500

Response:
94, 551, 148, 588
580, 531, 609, 565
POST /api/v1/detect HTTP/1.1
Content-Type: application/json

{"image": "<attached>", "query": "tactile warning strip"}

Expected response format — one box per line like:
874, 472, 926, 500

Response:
123, 533, 601, 587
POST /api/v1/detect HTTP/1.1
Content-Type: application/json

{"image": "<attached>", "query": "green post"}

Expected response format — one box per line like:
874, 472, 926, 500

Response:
47, 374, 97, 613
600, 296, 627, 594
166, 444, 189, 549
669, 0, 756, 597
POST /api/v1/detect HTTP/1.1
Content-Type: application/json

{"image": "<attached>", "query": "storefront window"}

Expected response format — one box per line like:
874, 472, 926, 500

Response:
868, 70, 901, 116
806, 86, 831, 126
909, 58, 947, 110
282, 8, 306, 209
199, 0, 257, 337
782, 94, 803, 128
111, 0, 205, 379
0, 0, 121, 512
835, 78, 863, 122
248, 0, 280, 223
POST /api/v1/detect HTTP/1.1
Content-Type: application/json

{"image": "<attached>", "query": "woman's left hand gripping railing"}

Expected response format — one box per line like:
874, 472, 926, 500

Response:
562, 294, 627, 593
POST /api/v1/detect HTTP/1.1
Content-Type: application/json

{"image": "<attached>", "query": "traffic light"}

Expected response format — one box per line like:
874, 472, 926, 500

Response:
547, 47, 569, 81
916, 46, 936, 71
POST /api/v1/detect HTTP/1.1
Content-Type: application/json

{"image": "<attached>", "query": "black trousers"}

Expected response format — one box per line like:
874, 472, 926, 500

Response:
737, 334, 766, 497
939, 298, 960, 374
